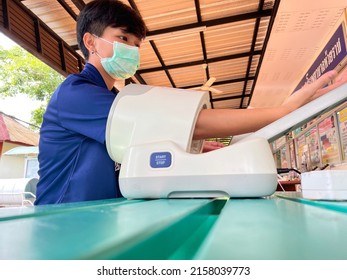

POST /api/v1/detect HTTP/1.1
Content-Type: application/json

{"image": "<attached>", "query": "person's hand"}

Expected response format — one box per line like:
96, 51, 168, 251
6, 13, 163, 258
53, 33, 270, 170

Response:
282, 69, 347, 112
202, 141, 225, 152
310, 69, 347, 99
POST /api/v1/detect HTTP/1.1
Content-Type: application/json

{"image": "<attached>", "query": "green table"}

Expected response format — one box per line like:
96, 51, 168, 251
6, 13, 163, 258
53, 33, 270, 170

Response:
1, 193, 347, 260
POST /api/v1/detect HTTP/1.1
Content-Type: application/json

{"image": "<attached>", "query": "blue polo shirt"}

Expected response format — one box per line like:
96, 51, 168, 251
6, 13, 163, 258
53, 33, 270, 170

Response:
35, 63, 121, 205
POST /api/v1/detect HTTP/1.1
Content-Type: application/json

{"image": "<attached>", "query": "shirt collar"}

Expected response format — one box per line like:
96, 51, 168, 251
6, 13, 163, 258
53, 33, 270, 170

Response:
81, 63, 119, 94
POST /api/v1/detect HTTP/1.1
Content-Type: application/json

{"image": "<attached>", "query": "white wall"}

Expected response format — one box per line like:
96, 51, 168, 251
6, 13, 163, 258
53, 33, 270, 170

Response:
0, 142, 26, 178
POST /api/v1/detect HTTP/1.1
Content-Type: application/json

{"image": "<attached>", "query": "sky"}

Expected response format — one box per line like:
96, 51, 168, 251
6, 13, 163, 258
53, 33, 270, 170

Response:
0, 32, 43, 125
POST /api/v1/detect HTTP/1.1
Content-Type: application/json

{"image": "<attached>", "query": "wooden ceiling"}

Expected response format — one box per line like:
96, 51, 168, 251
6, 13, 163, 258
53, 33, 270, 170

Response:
0, 0, 279, 110
1, 0, 347, 110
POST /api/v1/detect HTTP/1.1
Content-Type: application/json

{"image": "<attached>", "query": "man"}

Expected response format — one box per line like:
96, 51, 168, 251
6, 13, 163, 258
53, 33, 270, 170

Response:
35, 0, 347, 205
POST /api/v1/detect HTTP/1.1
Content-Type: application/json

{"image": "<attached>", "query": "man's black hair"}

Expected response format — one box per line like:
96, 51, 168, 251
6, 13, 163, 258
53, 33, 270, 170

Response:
77, 0, 147, 60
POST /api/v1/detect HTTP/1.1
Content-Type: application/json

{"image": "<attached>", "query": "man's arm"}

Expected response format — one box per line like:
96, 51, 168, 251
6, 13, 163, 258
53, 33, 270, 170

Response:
193, 70, 347, 140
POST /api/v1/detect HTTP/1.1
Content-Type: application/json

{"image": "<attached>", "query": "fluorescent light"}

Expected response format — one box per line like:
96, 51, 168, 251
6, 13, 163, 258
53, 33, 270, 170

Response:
146, 26, 207, 41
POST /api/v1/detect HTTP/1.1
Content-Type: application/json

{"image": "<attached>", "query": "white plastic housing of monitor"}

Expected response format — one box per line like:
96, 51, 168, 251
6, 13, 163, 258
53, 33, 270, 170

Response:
105, 84, 278, 199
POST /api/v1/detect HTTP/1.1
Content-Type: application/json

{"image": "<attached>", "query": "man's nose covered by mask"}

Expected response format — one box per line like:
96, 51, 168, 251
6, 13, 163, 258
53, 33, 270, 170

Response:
94, 35, 140, 79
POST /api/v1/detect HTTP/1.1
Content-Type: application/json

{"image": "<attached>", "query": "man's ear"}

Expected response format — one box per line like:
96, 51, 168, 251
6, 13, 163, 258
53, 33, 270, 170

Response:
83, 32, 96, 54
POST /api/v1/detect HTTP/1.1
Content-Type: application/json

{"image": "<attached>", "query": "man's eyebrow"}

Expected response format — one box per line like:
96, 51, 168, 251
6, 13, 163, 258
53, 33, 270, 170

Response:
119, 27, 129, 33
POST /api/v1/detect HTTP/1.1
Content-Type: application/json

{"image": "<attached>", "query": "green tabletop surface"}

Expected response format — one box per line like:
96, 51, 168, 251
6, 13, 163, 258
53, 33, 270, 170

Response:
1, 193, 346, 260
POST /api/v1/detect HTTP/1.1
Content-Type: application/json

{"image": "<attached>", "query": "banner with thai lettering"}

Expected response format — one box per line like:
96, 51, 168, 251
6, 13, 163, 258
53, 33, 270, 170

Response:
293, 23, 347, 92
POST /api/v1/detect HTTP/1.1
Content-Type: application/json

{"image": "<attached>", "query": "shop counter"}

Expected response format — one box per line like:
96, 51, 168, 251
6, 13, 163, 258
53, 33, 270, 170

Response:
1, 193, 347, 260
276, 179, 301, 191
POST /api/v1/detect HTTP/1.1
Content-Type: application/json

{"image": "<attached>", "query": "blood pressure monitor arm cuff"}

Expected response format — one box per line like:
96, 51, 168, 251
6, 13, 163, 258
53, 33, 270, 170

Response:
105, 84, 211, 163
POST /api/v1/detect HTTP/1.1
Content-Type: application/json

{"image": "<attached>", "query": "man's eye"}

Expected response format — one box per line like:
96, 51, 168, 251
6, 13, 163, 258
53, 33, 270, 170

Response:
118, 36, 128, 41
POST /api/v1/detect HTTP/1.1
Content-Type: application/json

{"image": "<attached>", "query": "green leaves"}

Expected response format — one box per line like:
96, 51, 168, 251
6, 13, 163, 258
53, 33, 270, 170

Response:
0, 46, 65, 127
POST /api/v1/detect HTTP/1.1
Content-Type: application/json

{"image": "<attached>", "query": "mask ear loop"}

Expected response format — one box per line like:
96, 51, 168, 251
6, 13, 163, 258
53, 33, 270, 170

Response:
94, 51, 103, 60
93, 34, 113, 45
91, 34, 110, 59
90, 49, 102, 59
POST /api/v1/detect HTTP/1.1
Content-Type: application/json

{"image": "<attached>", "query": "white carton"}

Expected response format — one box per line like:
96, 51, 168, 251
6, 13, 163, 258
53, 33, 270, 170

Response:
301, 170, 347, 200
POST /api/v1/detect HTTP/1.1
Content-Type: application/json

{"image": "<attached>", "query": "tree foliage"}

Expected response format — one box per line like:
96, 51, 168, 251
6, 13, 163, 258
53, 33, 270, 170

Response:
0, 46, 65, 127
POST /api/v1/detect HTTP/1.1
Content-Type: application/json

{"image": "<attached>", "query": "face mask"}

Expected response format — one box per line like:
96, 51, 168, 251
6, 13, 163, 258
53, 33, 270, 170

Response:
94, 36, 140, 79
